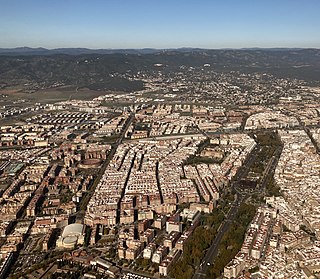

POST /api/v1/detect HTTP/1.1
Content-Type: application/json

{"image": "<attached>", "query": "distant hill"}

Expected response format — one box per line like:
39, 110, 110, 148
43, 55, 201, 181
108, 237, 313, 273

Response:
0, 47, 315, 56
0, 47, 165, 56
0, 48, 320, 92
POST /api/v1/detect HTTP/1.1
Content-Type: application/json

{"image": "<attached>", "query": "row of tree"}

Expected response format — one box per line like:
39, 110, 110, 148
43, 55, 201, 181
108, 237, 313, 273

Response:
170, 207, 226, 279
207, 203, 256, 278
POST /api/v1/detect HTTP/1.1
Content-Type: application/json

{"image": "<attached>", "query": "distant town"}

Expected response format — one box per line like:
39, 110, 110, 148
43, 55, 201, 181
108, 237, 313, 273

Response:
0, 50, 320, 279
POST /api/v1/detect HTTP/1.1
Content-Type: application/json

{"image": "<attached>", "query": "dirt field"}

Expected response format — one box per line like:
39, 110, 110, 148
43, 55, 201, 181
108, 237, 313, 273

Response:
0, 87, 108, 104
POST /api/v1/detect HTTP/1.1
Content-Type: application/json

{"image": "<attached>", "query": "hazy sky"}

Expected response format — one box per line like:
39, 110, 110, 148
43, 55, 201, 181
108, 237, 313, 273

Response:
1, 0, 320, 49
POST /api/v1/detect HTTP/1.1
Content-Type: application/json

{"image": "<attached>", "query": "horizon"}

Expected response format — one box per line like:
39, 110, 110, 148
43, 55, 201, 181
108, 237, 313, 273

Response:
1, 46, 320, 51
1, 0, 320, 49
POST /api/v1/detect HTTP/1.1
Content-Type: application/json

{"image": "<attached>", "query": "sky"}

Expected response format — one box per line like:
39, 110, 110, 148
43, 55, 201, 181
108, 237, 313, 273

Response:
0, 0, 320, 49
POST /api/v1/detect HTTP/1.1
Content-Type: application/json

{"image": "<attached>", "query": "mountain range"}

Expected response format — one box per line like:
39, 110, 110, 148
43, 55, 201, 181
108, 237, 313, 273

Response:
0, 48, 320, 92
0, 47, 312, 56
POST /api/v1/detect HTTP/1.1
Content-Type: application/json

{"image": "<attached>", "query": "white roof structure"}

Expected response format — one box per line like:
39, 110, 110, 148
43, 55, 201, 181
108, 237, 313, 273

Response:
62, 223, 84, 237
57, 223, 84, 248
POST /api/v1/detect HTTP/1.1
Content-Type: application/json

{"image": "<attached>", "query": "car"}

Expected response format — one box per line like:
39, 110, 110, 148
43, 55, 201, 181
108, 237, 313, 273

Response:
207, 262, 211, 266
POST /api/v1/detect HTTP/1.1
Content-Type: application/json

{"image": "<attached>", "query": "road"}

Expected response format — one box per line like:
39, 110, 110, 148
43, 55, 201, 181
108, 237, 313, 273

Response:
283, 109, 320, 154
193, 197, 243, 279
259, 144, 283, 195
193, 131, 285, 278
192, 147, 258, 279
76, 113, 134, 220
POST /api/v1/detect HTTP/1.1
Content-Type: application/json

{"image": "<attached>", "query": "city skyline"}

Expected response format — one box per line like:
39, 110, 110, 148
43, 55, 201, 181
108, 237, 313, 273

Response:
1, 0, 320, 49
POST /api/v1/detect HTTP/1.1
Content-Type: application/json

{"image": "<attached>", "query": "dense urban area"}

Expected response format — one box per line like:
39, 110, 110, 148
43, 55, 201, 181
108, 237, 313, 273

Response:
0, 49, 320, 279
